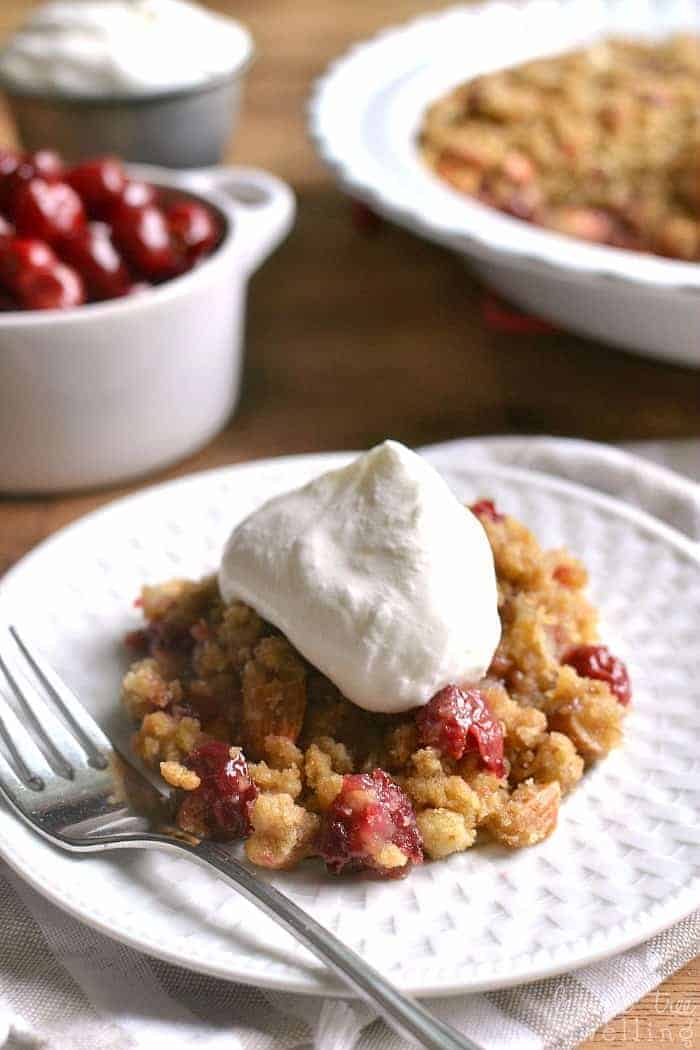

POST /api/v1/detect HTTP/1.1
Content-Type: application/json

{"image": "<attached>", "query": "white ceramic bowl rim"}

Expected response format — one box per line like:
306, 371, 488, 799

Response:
0, 164, 242, 327
309, 0, 700, 293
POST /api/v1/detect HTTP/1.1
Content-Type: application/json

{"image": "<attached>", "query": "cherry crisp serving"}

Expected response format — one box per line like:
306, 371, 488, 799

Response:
121, 501, 630, 879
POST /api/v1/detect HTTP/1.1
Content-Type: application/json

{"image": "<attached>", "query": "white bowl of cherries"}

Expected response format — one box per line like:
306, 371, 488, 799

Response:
0, 148, 294, 493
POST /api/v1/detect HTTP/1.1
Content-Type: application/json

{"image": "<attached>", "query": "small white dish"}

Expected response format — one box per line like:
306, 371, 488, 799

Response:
0, 447, 698, 996
0, 164, 295, 494
309, 0, 700, 367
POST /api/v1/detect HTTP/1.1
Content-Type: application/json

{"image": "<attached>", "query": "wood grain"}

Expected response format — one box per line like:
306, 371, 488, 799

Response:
0, 2, 697, 1044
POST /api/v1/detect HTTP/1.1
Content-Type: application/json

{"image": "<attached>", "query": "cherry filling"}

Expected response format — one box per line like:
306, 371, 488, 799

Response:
415, 684, 505, 775
181, 741, 258, 839
317, 769, 423, 878
469, 499, 505, 523
563, 644, 632, 705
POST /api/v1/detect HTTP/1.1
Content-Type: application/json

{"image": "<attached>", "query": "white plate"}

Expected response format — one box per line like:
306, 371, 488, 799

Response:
0, 451, 699, 997
309, 0, 700, 367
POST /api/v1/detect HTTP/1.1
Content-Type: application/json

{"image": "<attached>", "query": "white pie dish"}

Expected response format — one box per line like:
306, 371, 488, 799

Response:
0, 445, 698, 996
0, 164, 294, 494
309, 0, 700, 368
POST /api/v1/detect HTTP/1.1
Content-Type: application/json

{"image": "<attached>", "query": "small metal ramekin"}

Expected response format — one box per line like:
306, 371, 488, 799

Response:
0, 48, 254, 168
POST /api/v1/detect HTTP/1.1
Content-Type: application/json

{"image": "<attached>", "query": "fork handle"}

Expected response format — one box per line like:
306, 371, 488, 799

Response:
182, 839, 480, 1050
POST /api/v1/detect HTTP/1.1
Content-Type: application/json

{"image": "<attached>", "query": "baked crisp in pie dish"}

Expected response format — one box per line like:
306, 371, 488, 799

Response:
121, 444, 630, 879
420, 35, 700, 260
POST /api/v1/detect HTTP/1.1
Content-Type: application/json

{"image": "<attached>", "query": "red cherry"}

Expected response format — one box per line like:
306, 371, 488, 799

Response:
0, 149, 22, 210
317, 769, 423, 878
0, 148, 20, 178
0, 150, 63, 214
563, 645, 631, 705
66, 157, 127, 214
57, 222, 131, 300
102, 181, 157, 239
0, 236, 83, 310
0, 214, 14, 240
166, 198, 219, 261
0, 149, 21, 186
118, 180, 157, 210
0, 237, 57, 292
110, 201, 180, 278
30, 149, 64, 180
16, 261, 84, 310
181, 741, 258, 840
416, 685, 505, 775
14, 179, 86, 243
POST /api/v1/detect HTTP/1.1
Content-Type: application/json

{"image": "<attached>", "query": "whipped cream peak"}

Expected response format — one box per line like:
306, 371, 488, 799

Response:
219, 441, 501, 714
0, 1, 253, 97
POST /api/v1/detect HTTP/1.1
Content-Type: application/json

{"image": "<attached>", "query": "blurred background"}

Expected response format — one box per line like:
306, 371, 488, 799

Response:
0, 0, 696, 500
1, 0, 697, 482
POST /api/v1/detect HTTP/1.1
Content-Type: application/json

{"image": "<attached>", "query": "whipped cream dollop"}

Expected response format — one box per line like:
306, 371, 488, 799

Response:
219, 441, 501, 714
0, 0, 253, 96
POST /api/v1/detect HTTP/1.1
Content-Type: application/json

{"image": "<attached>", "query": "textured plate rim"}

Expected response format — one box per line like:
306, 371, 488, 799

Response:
308, 0, 700, 294
0, 451, 699, 997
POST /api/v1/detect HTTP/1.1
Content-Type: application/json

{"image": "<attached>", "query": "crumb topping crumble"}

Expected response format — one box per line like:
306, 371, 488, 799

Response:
121, 500, 629, 877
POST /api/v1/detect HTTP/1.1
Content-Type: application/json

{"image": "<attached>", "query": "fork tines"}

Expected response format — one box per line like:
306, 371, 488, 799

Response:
0, 626, 109, 791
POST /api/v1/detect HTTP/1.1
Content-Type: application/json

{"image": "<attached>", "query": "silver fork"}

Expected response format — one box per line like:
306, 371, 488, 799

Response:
0, 625, 480, 1050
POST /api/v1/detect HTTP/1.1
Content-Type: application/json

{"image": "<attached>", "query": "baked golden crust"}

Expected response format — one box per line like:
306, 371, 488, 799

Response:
245, 793, 320, 870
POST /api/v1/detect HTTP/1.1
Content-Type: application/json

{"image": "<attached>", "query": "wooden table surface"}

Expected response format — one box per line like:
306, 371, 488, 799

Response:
0, 2, 697, 1044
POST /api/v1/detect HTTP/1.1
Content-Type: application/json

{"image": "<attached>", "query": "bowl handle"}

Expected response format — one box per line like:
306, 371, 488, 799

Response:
173, 166, 295, 274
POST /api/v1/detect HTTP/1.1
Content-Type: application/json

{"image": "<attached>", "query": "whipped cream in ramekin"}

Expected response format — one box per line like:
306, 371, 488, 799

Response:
219, 441, 501, 714
0, 0, 253, 96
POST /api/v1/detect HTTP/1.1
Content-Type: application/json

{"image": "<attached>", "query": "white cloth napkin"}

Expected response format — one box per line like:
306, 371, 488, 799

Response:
1, 436, 698, 1050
